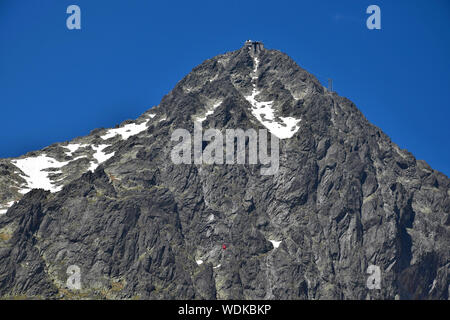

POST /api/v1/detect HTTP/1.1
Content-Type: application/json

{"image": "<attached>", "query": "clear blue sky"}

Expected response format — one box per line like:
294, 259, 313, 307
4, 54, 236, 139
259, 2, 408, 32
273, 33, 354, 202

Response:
1, 0, 449, 176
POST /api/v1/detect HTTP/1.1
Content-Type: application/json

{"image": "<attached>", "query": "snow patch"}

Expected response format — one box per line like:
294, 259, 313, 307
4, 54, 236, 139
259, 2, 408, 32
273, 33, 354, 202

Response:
213, 264, 221, 269
252, 57, 260, 78
88, 145, 115, 172
269, 240, 282, 249
64, 143, 82, 156
11, 115, 152, 195
245, 57, 301, 139
101, 120, 149, 140
0, 201, 15, 215
12, 155, 72, 193
429, 279, 437, 294
196, 260, 204, 265
195, 101, 222, 123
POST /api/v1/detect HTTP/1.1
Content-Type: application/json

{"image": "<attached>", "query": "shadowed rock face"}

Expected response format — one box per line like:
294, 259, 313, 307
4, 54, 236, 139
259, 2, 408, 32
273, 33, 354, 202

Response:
0, 42, 448, 299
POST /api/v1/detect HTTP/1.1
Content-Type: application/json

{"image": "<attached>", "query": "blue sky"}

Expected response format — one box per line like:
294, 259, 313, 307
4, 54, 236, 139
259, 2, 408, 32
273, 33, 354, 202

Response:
0, 0, 449, 176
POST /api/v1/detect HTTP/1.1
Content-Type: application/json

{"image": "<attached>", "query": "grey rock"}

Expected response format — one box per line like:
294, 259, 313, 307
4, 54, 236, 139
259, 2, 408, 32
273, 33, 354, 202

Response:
0, 41, 448, 299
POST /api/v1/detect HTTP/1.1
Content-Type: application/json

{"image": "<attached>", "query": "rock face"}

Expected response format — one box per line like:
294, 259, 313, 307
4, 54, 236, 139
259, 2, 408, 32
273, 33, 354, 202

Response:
0, 42, 448, 299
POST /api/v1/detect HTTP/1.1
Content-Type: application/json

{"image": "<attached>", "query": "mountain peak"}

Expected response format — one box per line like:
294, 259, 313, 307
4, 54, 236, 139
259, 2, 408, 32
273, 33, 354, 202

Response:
243, 40, 265, 55
0, 43, 448, 300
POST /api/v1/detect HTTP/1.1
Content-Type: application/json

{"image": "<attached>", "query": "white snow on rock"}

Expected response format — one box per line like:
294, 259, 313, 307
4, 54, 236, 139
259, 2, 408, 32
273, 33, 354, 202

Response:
196, 260, 204, 265
269, 240, 282, 249
64, 143, 82, 156
195, 101, 222, 123
101, 120, 149, 140
10, 144, 115, 194
245, 57, 301, 139
429, 279, 437, 294
0, 201, 15, 215
9, 115, 153, 197
88, 145, 115, 172
252, 57, 260, 78
12, 155, 72, 193
213, 264, 221, 269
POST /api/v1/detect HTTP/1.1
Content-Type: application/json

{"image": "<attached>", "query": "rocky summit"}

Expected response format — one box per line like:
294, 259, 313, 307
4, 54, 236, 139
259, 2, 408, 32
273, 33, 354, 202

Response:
0, 41, 448, 299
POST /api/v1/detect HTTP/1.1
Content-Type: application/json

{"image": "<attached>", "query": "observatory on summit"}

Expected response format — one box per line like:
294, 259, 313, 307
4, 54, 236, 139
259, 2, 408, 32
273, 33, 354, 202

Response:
245, 40, 264, 53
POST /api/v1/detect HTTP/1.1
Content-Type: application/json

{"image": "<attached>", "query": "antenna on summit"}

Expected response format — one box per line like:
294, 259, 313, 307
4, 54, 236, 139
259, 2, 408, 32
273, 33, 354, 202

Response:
328, 78, 333, 93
